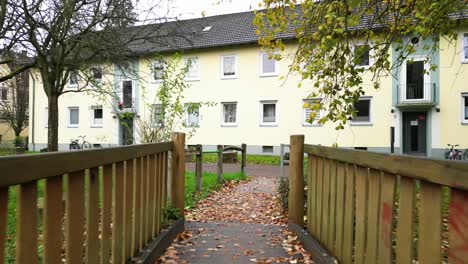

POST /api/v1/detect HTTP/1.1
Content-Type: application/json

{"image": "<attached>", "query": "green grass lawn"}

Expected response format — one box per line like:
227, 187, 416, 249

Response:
3, 171, 246, 263
201, 153, 281, 166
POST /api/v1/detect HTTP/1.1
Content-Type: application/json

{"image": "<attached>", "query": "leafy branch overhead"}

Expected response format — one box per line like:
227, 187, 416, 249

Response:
254, 0, 468, 129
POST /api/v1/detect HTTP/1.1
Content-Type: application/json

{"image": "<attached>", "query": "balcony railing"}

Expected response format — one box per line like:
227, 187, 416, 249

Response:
398, 83, 436, 106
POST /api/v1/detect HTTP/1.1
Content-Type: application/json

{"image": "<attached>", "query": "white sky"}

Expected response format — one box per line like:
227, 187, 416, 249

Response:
135, 0, 264, 22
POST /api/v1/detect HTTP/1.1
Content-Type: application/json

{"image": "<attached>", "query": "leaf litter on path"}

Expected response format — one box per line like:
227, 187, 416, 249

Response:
158, 178, 313, 263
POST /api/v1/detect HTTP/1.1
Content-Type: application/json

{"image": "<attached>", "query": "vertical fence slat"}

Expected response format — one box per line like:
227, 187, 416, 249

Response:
309, 155, 317, 237
162, 151, 167, 210
328, 160, 337, 253
171, 133, 186, 213
0, 188, 7, 263
365, 169, 381, 264
144, 155, 151, 243
123, 159, 135, 260
132, 157, 141, 254
334, 162, 346, 261
112, 162, 124, 264
306, 155, 312, 233
315, 157, 324, 240
322, 158, 331, 249
101, 165, 112, 264
86, 168, 100, 264
16, 181, 38, 264
43, 176, 63, 264
342, 163, 355, 264
396, 176, 415, 263
148, 154, 156, 239
154, 153, 161, 236
418, 181, 442, 264
377, 172, 395, 264
139, 156, 145, 250
448, 188, 468, 264
66, 171, 85, 264
354, 166, 368, 264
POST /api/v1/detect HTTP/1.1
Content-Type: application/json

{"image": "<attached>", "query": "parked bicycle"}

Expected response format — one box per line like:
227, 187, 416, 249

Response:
445, 144, 468, 160
69, 135, 93, 150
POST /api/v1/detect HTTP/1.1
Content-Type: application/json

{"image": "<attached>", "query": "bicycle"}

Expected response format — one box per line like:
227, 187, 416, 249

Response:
445, 144, 462, 160
69, 136, 93, 150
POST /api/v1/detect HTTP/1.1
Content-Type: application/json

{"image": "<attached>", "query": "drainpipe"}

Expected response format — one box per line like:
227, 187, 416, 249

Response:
30, 72, 36, 151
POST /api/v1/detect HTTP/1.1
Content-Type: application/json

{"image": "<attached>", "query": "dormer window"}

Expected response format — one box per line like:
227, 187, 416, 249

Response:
202, 26, 212, 32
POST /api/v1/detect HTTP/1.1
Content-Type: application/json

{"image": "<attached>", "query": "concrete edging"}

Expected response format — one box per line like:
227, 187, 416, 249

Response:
288, 223, 337, 264
128, 218, 185, 264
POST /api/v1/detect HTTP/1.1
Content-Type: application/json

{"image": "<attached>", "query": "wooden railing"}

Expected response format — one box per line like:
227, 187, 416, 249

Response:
288, 135, 468, 264
0, 132, 186, 264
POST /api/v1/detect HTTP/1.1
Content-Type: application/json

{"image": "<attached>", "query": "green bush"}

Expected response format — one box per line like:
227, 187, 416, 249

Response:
161, 204, 182, 229
277, 177, 289, 211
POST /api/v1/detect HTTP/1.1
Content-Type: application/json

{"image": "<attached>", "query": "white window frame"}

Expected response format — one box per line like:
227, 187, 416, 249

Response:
220, 55, 238, 79
68, 70, 79, 88
221, 102, 238, 127
259, 52, 279, 77
461, 32, 468, 64
352, 43, 374, 68
68, 107, 80, 128
152, 60, 165, 82
302, 98, 323, 127
185, 103, 200, 127
185, 57, 200, 81
91, 66, 103, 83
91, 106, 103, 128
462, 93, 468, 124
152, 104, 165, 127
260, 100, 278, 127
350, 96, 373, 126
400, 56, 431, 102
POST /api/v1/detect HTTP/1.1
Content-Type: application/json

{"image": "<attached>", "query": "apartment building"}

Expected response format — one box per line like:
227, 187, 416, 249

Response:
28, 10, 468, 158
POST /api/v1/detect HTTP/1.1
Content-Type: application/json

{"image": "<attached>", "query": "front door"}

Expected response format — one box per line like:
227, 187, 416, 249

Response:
121, 118, 134, 145
402, 112, 427, 155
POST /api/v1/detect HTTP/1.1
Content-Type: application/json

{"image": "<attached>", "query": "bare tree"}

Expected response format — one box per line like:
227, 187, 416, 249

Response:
0, 0, 185, 151
0, 52, 30, 146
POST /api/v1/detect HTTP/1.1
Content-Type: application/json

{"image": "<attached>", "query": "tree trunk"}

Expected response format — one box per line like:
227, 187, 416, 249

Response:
47, 94, 59, 152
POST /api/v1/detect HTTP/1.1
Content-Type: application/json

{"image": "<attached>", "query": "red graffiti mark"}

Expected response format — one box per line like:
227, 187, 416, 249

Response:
381, 202, 392, 248
448, 190, 468, 264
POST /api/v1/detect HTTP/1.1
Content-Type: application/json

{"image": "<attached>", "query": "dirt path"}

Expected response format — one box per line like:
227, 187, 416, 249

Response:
185, 163, 289, 178
158, 176, 312, 263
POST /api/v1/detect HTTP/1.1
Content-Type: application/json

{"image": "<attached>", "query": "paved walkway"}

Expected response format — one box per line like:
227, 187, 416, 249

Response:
159, 165, 311, 263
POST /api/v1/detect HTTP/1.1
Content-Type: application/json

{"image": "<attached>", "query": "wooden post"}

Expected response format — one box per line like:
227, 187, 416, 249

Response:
171, 132, 185, 215
241, 143, 247, 175
195, 144, 203, 192
217, 145, 223, 183
289, 135, 305, 226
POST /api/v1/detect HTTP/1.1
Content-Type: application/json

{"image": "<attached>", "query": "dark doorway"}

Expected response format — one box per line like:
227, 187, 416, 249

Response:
406, 61, 424, 99
402, 112, 427, 155
121, 118, 134, 145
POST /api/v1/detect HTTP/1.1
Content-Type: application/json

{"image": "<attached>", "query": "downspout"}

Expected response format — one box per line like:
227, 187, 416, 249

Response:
30, 72, 35, 151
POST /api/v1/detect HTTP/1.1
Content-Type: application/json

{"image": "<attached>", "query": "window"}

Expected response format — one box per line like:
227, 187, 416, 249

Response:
463, 94, 468, 123
463, 33, 468, 62
69, 70, 78, 86
153, 104, 165, 126
152, 60, 165, 81
91, 67, 102, 82
122, 80, 133, 109
186, 103, 200, 127
303, 99, 322, 126
354, 44, 371, 67
68, 107, 79, 127
262, 146, 274, 153
186, 57, 200, 81
0, 87, 7, 101
260, 100, 278, 126
91, 106, 103, 127
260, 52, 278, 76
351, 97, 372, 124
221, 55, 237, 78
221, 102, 237, 126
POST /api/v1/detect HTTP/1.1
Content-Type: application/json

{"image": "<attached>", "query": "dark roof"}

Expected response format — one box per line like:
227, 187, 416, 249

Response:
121, 7, 468, 56
122, 9, 297, 55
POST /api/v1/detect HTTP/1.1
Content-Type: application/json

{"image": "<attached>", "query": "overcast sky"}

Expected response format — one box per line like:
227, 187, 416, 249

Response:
135, 0, 264, 22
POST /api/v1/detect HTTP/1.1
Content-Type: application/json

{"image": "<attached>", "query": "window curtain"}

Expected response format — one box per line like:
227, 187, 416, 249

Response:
223, 56, 236, 76
262, 53, 276, 73
224, 104, 236, 123
263, 104, 276, 122
70, 109, 79, 125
